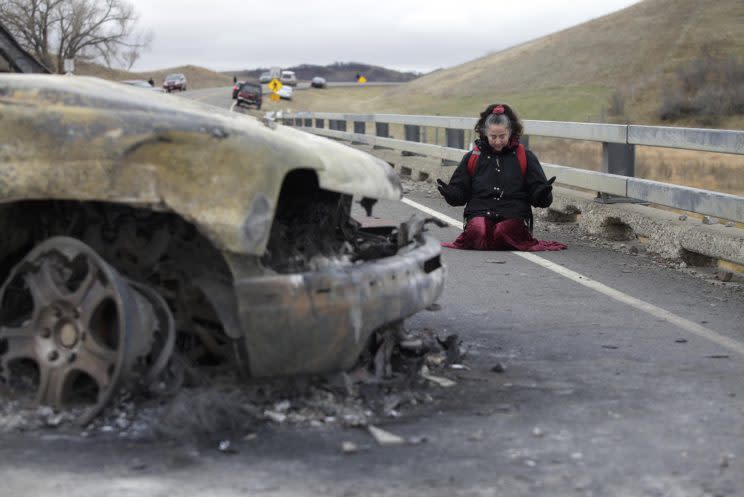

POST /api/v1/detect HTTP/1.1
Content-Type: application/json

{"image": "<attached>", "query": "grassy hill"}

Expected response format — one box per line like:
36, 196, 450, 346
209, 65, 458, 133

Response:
361, 0, 744, 127
75, 62, 232, 89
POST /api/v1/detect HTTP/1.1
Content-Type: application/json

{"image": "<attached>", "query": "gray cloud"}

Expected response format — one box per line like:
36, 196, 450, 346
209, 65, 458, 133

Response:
128, 0, 642, 72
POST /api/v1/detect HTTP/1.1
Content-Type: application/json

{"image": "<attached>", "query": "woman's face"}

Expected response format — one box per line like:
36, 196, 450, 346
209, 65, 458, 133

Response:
485, 123, 511, 151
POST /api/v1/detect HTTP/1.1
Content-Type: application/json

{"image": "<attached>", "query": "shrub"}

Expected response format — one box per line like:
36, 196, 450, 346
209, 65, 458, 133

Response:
658, 47, 744, 125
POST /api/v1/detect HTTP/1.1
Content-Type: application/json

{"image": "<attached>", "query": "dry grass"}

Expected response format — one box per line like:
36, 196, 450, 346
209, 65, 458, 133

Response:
529, 138, 744, 195
75, 61, 232, 90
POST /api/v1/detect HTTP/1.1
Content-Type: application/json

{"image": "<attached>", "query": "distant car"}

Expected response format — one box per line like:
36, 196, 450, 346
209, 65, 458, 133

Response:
232, 81, 244, 99
277, 85, 293, 100
280, 70, 298, 87
311, 76, 327, 89
236, 82, 262, 109
120, 80, 165, 93
162, 73, 187, 92
259, 72, 272, 84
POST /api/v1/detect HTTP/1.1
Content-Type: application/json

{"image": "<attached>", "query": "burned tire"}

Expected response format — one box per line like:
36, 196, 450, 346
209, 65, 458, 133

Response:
0, 237, 173, 424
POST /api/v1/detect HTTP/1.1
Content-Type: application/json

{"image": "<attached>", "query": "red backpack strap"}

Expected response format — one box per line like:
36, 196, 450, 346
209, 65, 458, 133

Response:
517, 144, 527, 176
467, 145, 481, 176
469, 144, 526, 176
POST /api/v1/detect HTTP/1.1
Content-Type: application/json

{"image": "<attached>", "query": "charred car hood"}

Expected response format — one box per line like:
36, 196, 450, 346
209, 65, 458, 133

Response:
0, 75, 402, 255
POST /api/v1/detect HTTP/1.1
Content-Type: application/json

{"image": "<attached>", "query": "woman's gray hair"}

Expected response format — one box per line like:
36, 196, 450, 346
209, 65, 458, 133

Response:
483, 113, 511, 132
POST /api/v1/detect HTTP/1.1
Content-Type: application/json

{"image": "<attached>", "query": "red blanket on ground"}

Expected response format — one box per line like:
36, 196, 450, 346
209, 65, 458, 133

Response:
442, 217, 567, 251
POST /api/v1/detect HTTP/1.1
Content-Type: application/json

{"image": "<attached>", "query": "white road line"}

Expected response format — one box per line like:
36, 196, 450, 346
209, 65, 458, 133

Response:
402, 197, 744, 357
402, 198, 464, 230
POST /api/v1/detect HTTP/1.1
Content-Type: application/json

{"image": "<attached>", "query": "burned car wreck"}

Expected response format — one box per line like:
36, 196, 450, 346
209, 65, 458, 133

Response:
0, 75, 445, 423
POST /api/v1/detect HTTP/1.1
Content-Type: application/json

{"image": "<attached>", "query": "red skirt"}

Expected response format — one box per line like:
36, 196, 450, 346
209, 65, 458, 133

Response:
442, 216, 567, 251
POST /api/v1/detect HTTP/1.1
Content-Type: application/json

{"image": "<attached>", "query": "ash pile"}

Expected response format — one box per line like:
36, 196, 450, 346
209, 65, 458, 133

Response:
0, 321, 466, 440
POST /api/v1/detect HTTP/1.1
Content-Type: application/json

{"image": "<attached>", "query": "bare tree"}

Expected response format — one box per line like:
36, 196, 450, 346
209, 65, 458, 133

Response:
0, 0, 151, 73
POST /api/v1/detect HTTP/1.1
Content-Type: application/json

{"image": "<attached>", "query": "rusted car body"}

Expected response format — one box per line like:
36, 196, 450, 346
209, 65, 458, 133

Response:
0, 74, 444, 418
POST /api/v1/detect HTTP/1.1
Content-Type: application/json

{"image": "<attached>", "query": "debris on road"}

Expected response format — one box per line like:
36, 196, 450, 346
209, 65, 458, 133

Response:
0, 323, 464, 439
420, 366, 457, 388
368, 425, 406, 446
341, 441, 359, 454
218, 440, 238, 454
490, 363, 506, 373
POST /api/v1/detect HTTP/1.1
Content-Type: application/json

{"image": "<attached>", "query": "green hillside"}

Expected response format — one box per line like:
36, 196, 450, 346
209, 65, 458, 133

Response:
367, 0, 744, 127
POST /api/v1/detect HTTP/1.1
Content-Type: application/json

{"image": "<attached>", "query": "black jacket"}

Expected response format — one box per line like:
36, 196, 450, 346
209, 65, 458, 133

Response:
443, 140, 553, 221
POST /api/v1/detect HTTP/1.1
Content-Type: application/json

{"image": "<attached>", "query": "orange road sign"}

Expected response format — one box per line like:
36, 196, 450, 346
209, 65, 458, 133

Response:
269, 93, 280, 102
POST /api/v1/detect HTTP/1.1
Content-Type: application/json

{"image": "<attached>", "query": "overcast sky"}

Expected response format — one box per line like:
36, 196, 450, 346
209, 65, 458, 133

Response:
127, 0, 642, 73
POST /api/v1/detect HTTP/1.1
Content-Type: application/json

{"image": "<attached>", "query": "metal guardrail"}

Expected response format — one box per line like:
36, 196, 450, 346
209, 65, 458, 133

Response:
279, 111, 744, 223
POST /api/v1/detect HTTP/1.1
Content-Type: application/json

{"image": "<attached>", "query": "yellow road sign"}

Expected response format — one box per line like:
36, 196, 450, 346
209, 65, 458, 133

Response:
358, 76, 367, 84
269, 93, 280, 102
268, 79, 282, 93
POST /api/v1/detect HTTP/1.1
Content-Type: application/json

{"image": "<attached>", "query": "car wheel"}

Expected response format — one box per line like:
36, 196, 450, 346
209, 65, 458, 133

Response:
0, 236, 173, 424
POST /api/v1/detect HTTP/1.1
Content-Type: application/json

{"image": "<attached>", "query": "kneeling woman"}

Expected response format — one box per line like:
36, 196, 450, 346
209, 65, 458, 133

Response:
437, 103, 567, 251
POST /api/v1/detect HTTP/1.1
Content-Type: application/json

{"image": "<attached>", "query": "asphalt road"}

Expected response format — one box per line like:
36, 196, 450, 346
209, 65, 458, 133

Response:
2, 91, 743, 497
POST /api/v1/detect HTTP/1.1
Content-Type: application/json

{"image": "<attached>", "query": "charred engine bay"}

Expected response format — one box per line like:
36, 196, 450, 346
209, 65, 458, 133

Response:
260, 175, 399, 274
0, 184, 440, 428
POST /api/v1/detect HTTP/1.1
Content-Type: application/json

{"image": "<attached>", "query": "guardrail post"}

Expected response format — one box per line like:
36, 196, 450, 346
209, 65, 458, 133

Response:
375, 123, 389, 137
374, 122, 390, 150
329, 120, 347, 131
403, 125, 421, 156
445, 129, 464, 149
352, 121, 366, 145
315, 119, 325, 128
404, 125, 420, 142
597, 142, 640, 204
602, 143, 635, 177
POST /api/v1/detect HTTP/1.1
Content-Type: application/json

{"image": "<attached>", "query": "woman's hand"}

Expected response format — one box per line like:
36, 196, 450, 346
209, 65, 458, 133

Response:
531, 176, 556, 208
437, 179, 455, 203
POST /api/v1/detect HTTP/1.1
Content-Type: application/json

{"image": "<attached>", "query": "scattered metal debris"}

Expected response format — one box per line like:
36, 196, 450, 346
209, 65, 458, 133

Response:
0, 323, 463, 439
420, 366, 457, 388
368, 425, 406, 446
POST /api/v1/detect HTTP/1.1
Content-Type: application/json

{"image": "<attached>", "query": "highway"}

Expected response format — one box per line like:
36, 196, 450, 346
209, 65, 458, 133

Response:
2, 87, 742, 497
190, 87, 744, 495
